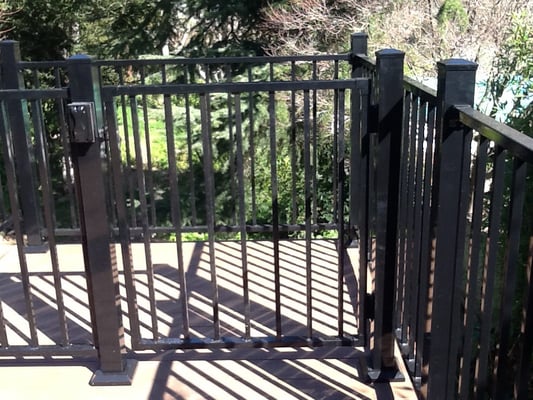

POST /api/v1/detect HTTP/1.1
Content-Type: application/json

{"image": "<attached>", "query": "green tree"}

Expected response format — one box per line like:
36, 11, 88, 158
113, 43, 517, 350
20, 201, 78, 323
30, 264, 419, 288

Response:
480, 10, 532, 134
4, 0, 82, 59
1, 0, 282, 60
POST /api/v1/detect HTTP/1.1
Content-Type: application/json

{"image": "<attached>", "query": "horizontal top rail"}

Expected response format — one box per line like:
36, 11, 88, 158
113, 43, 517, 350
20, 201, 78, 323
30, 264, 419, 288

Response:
18, 60, 67, 69
403, 76, 437, 102
0, 88, 68, 100
456, 104, 533, 163
102, 78, 368, 98
95, 53, 350, 67
351, 52, 437, 102
350, 53, 376, 71
9, 54, 349, 70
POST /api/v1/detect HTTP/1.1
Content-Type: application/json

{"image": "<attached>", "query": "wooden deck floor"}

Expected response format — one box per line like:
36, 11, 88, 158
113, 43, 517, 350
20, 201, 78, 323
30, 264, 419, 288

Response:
0, 239, 417, 399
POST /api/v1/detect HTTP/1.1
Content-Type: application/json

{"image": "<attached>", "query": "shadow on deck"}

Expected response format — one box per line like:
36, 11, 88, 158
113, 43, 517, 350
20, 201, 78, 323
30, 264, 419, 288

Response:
0, 239, 417, 399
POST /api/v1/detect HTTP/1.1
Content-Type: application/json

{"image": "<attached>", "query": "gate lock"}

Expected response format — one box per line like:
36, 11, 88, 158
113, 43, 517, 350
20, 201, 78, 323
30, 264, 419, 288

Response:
68, 102, 98, 143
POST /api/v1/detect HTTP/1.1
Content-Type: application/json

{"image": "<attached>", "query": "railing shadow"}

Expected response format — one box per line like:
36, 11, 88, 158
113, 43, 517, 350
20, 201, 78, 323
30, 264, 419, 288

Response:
144, 347, 375, 400
0, 270, 93, 347
0, 240, 417, 398
131, 239, 359, 341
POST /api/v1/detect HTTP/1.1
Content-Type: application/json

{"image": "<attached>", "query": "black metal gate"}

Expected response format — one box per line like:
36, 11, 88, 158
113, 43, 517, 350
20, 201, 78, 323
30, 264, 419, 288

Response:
0, 42, 372, 384
98, 55, 370, 352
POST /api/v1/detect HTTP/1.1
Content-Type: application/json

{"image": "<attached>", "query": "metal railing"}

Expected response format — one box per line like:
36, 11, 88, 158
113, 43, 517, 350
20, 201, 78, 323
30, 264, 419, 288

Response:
0, 41, 366, 385
352, 33, 533, 399
0, 33, 531, 398
3, 51, 353, 239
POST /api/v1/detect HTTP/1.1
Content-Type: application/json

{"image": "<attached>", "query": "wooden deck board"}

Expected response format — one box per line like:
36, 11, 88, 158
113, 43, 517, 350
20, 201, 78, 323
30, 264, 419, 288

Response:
0, 240, 418, 399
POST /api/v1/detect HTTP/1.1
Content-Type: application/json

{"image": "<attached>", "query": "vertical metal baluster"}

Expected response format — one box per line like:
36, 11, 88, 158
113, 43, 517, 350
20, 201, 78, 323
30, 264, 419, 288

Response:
406, 94, 425, 366
140, 66, 156, 227
0, 156, 5, 221
312, 61, 318, 224
348, 78, 361, 245
105, 97, 141, 346
396, 91, 411, 341
0, 103, 9, 346
515, 245, 533, 400
30, 99, 69, 345
96, 67, 117, 231
337, 89, 347, 337
415, 102, 437, 387
404, 94, 419, 352
247, 66, 257, 225
234, 93, 251, 339
332, 62, 339, 227
0, 102, 38, 346
409, 98, 427, 365
290, 61, 298, 225
268, 89, 282, 339
493, 157, 527, 398
118, 68, 136, 227
161, 64, 166, 84
0, 277, 6, 345
130, 95, 158, 339
184, 66, 197, 226
356, 79, 371, 342
459, 136, 489, 398
200, 93, 220, 339
303, 89, 313, 338
475, 145, 506, 399
164, 93, 190, 339
226, 65, 236, 226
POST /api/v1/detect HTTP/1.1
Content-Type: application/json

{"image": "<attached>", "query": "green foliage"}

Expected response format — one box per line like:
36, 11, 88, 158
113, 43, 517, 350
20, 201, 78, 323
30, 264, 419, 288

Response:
481, 11, 532, 135
5, 0, 79, 59
3, 0, 283, 60
436, 0, 469, 32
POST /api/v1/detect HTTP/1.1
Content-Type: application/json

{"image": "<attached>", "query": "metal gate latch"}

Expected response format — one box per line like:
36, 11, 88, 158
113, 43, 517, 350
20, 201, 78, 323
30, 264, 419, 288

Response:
68, 102, 97, 143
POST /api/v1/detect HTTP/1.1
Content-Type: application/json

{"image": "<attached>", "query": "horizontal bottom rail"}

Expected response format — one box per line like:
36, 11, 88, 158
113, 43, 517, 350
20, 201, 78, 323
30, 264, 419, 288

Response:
49, 223, 345, 238
134, 335, 363, 352
0, 345, 97, 358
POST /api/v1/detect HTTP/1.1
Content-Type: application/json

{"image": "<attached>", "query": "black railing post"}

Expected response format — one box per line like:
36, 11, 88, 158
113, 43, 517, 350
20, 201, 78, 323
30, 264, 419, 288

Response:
427, 59, 477, 400
67, 54, 135, 385
0, 41, 43, 246
349, 32, 368, 247
369, 49, 405, 381
350, 32, 368, 77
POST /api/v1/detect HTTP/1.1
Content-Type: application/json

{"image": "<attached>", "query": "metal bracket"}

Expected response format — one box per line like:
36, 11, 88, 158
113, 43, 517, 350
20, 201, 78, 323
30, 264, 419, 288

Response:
68, 102, 98, 143
365, 292, 375, 320
90, 359, 137, 386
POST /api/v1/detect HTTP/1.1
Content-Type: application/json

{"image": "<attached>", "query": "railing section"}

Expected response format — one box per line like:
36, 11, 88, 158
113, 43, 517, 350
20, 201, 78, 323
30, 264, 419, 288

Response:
99, 58, 369, 349
352, 33, 533, 400
96, 55, 353, 237
0, 79, 96, 357
2, 34, 531, 397
0, 45, 369, 382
